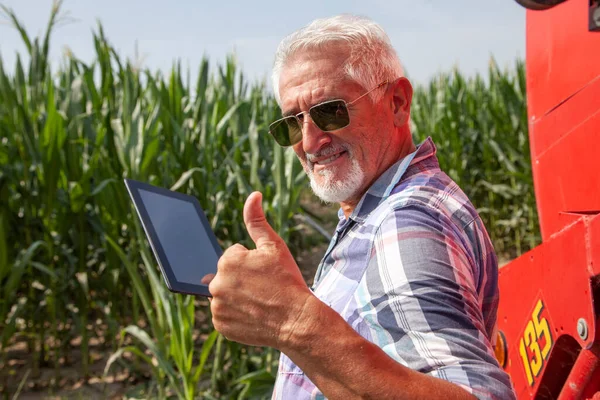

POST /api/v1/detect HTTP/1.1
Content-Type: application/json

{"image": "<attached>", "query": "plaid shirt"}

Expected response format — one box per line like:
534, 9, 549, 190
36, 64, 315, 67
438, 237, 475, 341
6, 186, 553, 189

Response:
272, 137, 515, 400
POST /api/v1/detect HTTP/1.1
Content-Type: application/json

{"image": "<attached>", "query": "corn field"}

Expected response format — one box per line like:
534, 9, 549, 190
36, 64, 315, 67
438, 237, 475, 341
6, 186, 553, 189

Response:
0, 2, 539, 399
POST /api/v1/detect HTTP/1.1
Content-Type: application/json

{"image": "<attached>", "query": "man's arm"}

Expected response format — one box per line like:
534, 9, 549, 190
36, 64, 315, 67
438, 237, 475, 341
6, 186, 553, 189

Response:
208, 193, 514, 399
276, 203, 513, 400
278, 292, 477, 400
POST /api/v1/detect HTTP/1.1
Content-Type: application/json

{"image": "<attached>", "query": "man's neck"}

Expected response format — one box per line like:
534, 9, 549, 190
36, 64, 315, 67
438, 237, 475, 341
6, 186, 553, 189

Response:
339, 132, 416, 219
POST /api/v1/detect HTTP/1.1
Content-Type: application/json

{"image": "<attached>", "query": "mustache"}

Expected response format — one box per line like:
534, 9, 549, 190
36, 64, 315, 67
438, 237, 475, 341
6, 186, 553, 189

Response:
306, 144, 350, 164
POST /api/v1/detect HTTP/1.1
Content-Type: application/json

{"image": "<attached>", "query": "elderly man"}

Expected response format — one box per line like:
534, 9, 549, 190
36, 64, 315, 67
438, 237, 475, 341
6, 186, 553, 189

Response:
207, 14, 516, 400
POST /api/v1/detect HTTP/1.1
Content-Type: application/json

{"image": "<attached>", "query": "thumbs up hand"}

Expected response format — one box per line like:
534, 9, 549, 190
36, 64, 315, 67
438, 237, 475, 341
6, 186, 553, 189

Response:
208, 191, 315, 349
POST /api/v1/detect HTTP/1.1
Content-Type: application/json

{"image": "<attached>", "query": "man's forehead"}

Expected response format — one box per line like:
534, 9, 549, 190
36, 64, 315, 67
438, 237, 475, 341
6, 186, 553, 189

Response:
279, 75, 352, 114
280, 52, 343, 84
278, 50, 358, 111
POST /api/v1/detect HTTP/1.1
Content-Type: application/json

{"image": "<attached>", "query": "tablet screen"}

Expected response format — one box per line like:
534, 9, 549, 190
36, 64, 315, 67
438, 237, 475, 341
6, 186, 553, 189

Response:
138, 188, 219, 286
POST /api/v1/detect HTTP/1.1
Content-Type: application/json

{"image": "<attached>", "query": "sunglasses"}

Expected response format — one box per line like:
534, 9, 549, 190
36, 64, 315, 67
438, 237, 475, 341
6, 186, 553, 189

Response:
268, 80, 389, 147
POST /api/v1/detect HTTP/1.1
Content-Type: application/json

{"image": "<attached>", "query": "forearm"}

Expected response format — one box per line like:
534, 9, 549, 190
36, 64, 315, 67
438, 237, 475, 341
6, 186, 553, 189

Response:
279, 294, 476, 400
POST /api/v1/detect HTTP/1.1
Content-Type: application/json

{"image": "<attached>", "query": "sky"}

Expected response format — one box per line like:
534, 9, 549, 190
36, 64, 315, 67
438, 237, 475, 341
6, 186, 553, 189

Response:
0, 1, 526, 90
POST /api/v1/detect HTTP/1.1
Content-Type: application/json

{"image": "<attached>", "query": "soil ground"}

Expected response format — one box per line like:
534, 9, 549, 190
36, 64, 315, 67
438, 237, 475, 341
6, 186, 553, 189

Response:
1, 192, 509, 399
1, 192, 340, 399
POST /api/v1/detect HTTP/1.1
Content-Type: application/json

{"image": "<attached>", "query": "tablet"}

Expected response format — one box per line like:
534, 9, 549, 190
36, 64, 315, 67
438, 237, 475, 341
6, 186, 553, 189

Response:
124, 178, 221, 297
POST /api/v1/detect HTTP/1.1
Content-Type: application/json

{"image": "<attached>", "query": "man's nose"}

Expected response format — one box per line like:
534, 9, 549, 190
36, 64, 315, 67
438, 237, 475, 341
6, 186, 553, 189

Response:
301, 115, 331, 154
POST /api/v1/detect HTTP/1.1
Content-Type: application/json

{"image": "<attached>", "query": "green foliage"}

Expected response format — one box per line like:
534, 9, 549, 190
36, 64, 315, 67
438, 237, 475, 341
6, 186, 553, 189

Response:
411, 63, 540, 258
0, 2, 539, 399
0, 2, 296, 398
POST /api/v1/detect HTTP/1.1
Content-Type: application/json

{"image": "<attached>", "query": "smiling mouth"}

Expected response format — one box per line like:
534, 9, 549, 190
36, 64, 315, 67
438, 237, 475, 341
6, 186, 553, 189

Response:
315, 151, 346, 165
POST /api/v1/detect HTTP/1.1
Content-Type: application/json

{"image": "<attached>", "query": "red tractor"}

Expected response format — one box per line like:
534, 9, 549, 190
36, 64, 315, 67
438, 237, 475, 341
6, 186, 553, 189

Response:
496, 0, 600, 398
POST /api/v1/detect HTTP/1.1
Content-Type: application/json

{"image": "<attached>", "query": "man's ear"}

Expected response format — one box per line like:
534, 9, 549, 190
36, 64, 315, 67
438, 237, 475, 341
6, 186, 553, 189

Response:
390, 77, 413, 127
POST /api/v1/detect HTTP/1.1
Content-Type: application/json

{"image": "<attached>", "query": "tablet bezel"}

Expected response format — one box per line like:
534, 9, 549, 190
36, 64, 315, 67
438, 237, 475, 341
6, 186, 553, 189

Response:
124, 178, 221, 297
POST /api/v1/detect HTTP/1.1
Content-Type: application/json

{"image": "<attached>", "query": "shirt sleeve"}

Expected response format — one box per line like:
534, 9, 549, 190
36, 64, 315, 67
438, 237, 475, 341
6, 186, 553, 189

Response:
349, 203, 515, 400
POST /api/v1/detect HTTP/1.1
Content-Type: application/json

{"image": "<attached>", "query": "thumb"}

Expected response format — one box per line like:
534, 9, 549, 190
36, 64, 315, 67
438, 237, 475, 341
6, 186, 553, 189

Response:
243, 191, 280, 248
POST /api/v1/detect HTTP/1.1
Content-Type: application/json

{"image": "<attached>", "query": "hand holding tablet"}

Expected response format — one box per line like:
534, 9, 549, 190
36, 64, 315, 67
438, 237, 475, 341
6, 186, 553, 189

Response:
124, 179, 221, 297
125, 180, 312, 349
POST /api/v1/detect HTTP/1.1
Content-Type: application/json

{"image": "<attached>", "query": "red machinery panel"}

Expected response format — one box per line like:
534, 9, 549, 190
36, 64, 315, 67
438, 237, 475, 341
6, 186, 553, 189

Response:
525, 0, 600, 240
497, 216, 598, 399
592, 215, 600, 276
534, 97, 600, 238
526, 0, 600, 121
497, 1, 600, 398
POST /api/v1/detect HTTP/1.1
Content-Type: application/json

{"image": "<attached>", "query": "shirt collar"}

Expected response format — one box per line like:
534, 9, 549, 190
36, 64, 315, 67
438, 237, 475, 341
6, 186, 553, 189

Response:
338, 136, 438, 224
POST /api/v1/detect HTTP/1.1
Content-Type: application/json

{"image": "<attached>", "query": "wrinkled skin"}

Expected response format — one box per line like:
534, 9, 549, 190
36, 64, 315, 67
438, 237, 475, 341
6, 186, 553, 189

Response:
202, 47, 478, 400
207, 191, 313, 349
280, 47, 413, 216
207, 46, 413, 349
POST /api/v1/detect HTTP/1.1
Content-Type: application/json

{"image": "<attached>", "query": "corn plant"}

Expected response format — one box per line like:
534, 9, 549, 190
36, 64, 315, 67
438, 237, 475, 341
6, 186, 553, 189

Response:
411, 61, 539, 259
0, 1, 540, 398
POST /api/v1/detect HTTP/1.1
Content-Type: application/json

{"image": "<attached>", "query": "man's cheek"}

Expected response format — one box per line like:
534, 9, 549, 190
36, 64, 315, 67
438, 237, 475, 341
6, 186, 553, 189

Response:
295, 153, 313, 175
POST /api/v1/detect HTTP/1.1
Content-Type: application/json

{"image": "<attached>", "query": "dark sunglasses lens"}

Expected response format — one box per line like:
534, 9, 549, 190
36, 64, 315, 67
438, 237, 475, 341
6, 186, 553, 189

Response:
269, 117, 302, 146
310, 101, 350, 132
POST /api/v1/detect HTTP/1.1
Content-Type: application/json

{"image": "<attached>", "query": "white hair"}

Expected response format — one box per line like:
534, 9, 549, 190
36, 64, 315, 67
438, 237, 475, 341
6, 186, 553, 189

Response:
272, 14, 404, 106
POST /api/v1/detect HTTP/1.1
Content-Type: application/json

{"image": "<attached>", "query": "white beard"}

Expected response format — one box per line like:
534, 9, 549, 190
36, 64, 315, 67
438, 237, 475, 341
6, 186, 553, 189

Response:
305, 146, 365, 204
